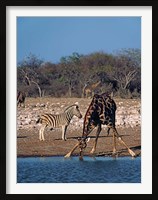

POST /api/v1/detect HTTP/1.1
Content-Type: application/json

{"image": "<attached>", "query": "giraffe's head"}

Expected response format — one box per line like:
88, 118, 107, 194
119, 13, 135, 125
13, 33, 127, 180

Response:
78, 137, 90, 160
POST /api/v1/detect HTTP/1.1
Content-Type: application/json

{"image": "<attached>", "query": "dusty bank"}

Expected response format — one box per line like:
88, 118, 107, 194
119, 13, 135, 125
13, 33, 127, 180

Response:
17, 97, 141, 157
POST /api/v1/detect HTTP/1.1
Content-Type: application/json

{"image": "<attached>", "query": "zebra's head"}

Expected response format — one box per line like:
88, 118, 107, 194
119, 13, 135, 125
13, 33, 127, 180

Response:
73, 105, 82, 119
64, 104, 82, 119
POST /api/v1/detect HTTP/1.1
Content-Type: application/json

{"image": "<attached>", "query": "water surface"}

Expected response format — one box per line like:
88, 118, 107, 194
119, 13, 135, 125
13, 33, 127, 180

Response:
17, 156, 141, 183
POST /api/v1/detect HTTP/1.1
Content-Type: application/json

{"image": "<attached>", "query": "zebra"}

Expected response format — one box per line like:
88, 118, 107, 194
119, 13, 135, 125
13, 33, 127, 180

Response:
36, 104, 82, 141
17, 91, 26, 107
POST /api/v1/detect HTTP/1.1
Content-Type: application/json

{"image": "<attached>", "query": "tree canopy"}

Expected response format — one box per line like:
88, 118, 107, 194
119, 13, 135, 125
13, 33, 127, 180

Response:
17, 49, 141, 98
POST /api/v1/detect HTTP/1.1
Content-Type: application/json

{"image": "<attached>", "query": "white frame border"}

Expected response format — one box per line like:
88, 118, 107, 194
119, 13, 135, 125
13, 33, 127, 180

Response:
6, 6, 152, 194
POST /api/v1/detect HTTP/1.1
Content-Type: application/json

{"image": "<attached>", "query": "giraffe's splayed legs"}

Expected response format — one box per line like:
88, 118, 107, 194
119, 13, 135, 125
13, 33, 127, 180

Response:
112, 132, 117, 157
90, 124, 101, 154
64, 142, 80, 158
113, 127, 136, 157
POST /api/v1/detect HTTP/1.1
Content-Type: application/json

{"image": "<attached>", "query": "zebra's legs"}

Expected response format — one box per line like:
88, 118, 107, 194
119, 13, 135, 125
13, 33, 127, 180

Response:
39, 124, 46, 141
90, 124, 102, 154
113, 127, 136, 157
62, 125, 68, 141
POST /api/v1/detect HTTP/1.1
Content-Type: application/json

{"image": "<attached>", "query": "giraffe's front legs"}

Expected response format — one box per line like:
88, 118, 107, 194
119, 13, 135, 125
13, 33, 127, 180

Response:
90, 124, 101, 154
114, 128, 136, 157
112, 132, 117, 156
64, 141, 80, 158
118, 136, 136, 157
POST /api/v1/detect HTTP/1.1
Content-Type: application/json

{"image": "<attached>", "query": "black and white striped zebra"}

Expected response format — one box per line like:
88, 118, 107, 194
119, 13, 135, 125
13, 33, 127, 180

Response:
36, 104, 82, 141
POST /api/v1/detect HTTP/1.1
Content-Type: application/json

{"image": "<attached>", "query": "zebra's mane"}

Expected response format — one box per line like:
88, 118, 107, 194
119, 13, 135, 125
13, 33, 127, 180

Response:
64, 104, 78, 112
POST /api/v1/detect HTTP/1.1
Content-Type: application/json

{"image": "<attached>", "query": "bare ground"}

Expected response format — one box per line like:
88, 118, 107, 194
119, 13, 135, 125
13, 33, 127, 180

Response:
17, 126, 141, 157
17, 97, 141, 157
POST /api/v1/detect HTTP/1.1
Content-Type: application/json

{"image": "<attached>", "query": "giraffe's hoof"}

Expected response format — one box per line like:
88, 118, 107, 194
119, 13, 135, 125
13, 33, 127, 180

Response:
64, 152, 71, 158
112, 149, 118, 157
112, 152, 118, 158
79, 156, 84, 161
129, 149, 136, 157
90, 150, 95, 154
90, 153, 96, 158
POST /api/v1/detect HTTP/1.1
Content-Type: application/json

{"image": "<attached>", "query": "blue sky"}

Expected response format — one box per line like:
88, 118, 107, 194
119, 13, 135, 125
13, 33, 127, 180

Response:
17, 17, 141, 63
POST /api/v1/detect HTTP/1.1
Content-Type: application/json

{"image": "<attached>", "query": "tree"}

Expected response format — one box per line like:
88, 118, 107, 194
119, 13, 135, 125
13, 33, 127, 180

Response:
17, 54, 45, 97
18, 68, 43, 97
110, 55, 138, 97
60, 52, 83, 65
17, 50, 141, 98
18, 53, 43, 68
115, 48, 141, 68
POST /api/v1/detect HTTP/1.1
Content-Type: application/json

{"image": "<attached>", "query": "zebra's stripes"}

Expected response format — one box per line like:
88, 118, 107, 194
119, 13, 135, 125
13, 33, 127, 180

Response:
36, 104, 82, 141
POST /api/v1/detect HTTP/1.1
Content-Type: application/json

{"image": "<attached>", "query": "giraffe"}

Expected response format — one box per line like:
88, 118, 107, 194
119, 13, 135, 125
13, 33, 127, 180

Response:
65, 92, 136, 160
84, 81, 101, 98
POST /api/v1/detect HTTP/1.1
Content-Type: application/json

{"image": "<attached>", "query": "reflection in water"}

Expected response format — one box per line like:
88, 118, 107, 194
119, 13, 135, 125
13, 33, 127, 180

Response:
17, 156, 141, 183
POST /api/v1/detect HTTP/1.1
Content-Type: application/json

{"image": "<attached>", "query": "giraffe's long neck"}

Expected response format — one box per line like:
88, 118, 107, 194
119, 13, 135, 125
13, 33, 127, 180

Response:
91, 81, 100, 89
82, 97, 100, 138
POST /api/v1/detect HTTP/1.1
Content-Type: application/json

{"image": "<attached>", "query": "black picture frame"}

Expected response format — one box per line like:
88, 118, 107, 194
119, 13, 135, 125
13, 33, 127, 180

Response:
1, 0, 158, 200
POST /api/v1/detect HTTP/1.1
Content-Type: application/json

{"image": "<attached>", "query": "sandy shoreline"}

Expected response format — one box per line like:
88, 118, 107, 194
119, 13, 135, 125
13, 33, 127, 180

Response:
17, 126, 141, 158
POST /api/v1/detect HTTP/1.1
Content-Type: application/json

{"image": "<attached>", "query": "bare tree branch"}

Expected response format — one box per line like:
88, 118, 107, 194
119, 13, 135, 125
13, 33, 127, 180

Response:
112, 69, 137, 90
31, 80, 42, 98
